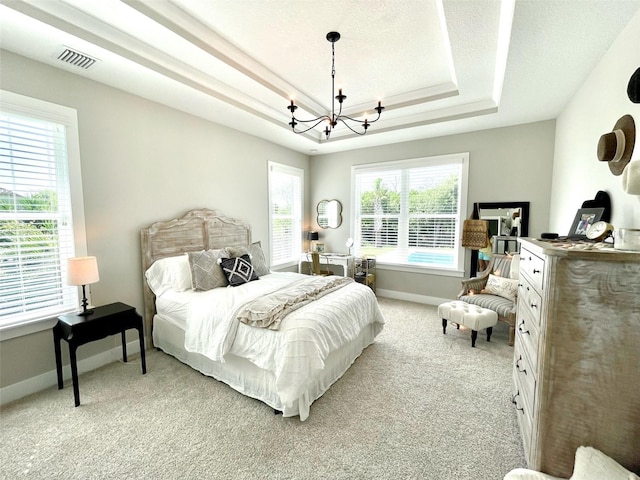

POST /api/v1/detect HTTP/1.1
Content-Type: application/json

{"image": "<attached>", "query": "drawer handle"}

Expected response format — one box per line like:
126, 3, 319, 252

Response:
515, 355, 527, 375
530, 302, 537, 309
533, 268, 541, 274
511, 391, 524, 413
518, 320, 530, 335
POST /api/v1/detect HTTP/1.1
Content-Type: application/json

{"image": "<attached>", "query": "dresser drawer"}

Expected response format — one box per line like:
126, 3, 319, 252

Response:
520, 248, 545, 292
513, 340, 537, 414
512, 374, 533, 463
516, 308, 539, 367
518, 280, 543, 331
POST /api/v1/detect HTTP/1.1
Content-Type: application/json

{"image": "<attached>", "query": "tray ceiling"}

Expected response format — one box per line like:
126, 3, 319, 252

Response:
0, 0, 638, 155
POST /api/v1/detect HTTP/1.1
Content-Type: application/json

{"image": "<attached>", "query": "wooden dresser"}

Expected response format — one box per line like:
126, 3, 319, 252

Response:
512, 238, 640, 477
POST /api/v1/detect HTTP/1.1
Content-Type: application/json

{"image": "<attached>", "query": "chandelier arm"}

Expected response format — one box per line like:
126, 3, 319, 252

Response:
292, 118, 329, 135
292, 114, 331, 124
338, 112, 382, 124
336, 118, 368, 136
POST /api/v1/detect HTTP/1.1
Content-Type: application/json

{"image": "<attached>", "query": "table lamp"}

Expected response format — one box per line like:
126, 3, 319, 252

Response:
307, 231, 319, 252
67, 256, 100, 316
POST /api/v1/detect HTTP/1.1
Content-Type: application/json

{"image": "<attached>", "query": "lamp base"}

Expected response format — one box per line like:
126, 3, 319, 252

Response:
77, 285, 93, 316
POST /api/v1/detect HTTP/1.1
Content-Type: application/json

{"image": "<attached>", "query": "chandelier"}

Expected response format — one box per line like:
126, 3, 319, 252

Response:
287, 32, 384, 140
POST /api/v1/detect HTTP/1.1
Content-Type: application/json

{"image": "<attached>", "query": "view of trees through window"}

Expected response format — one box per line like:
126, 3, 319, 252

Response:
354, 159, 463, 269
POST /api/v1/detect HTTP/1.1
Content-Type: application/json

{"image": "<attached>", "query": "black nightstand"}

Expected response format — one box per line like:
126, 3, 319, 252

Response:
53, 302, 147, 406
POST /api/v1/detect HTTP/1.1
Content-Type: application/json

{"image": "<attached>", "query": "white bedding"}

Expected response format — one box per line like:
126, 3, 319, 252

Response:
155, 272, 384, 408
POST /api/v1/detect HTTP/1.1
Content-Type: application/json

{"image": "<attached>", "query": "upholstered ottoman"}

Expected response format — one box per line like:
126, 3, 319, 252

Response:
438, 300, 498, 347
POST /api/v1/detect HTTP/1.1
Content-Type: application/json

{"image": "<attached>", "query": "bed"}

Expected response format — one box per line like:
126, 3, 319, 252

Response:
140, 208, 384, 420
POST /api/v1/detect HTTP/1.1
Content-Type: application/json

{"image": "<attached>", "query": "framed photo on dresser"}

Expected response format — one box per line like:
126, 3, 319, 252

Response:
568, 207, 604, 239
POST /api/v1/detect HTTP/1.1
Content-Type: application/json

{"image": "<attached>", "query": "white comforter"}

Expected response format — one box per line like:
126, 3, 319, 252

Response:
181, 272, 384, 406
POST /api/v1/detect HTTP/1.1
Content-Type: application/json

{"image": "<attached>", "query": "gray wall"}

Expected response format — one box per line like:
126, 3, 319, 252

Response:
549, 8, 640, 232
0, 50, 310, 389
308, 121, 556, 301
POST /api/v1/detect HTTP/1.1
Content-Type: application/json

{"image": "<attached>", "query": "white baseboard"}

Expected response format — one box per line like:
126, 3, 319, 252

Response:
0, 339, 142, 406
376, 288, 450, 306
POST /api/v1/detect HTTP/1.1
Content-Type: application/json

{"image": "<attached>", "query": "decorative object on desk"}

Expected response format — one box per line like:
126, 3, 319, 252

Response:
567, 207, 604, 239
597, 114, 635, 176
586, 221, 614, 242
307, 231, 319, 253
614, 228, 640, 251
346, 237, 354, 256
287, 32, 384, 140
317, 199, 342, 228
67, 256, 100, 316
461, 203, 489, 250
581, 190, 611, 221
622, 160, 640, 195
314, 242, 325, 253
628, 67, 640, 103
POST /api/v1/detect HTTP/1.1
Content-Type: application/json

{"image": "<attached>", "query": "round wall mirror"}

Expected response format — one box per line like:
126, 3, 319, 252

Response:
317, 199, 342, 229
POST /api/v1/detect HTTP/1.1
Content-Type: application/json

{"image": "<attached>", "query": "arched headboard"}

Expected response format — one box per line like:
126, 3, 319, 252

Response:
140, 208, 251, 348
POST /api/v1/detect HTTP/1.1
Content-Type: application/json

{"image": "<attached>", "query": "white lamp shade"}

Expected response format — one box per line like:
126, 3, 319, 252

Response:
67, 256, 100, 286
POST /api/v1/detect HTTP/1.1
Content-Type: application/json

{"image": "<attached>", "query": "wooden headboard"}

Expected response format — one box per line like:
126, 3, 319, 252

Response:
140, 208, 251, 348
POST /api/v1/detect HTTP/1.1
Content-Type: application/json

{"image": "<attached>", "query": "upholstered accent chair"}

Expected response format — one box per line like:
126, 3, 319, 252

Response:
458, 253, 519, 346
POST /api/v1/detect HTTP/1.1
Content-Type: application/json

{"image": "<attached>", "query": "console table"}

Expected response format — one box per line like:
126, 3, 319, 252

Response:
299, 253, 354, 277
53, 302, 146, 406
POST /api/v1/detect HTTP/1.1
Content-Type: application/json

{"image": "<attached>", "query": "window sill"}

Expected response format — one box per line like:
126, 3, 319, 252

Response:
376, 263, 465, 278
0, 311, 73, 341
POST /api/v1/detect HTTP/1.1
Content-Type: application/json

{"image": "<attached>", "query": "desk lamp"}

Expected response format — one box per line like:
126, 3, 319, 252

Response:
67, 256, 100, 316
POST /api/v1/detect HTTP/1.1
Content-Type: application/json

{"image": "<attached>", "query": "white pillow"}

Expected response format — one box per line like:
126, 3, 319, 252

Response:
145, 254, 192, 296
483, 274, 518, 302
570, 446, 639, 480
509, 254, 520, 280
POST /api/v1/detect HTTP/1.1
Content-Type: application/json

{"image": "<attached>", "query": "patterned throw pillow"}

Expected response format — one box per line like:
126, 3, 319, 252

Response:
187, 249, 228, 291
218, 254, 259, 287
483, 274, 518, 302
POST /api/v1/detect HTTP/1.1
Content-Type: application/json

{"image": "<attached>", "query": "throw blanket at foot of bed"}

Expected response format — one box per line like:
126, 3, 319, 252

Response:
237, 276, 354, 330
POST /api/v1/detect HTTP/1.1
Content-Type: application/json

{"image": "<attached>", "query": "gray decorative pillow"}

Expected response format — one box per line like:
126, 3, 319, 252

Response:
248, 241, 269, 276
224, 245, 249, 257
187, 249, 228, 291
224, 242, 269, 277
218, 254, 259, 287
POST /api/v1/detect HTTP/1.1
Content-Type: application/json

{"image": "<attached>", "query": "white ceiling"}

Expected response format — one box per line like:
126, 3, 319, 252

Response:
1, 0, 639, 155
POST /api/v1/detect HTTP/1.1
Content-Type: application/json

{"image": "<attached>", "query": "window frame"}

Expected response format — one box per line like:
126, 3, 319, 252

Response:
268, 161, 304, 269
351, 153, 469, 277
0, 90, 88, 340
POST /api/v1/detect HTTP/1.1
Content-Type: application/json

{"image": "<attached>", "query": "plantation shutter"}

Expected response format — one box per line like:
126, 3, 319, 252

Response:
0, 111, 77, 326
353, 154, 466, 271
268, 162, 303, 267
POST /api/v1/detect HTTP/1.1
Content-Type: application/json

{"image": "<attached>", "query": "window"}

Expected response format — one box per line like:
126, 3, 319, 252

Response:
352, 153, 468, 273
0, 90, 86, 332
268, 161, 303, 268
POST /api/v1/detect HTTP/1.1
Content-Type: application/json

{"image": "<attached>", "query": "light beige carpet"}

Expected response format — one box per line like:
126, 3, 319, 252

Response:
0, 298, 526, 479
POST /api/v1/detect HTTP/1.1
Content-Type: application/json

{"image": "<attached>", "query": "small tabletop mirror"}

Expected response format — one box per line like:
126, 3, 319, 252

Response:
317, 199, 342, 229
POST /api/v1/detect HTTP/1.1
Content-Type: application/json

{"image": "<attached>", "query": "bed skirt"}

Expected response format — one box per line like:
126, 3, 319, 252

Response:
152, 315, 377, 420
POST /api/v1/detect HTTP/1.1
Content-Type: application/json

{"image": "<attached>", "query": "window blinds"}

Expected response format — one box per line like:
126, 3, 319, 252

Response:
353, 156, 465, 270
269, 162, 303, 267
0, 112, 77, 325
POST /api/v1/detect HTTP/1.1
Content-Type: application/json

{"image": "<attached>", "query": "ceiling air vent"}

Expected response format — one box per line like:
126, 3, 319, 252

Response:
56, 47, 99, 69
